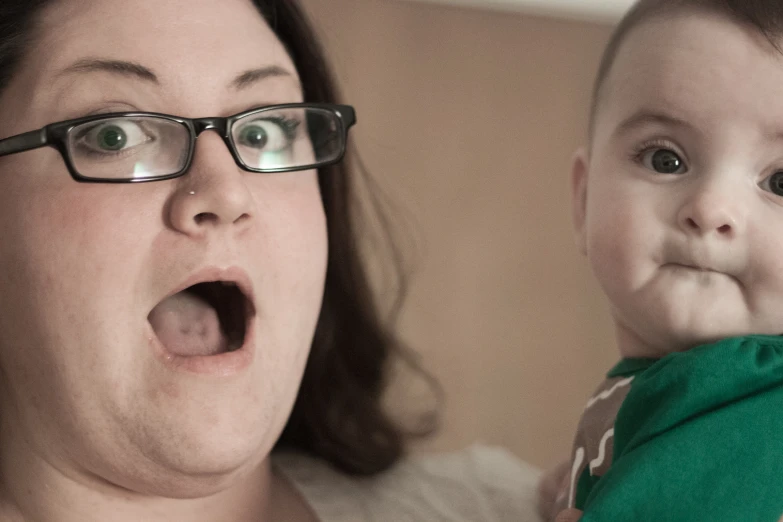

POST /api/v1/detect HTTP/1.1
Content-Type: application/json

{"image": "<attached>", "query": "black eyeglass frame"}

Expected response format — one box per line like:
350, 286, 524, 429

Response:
0, 103, 356, 183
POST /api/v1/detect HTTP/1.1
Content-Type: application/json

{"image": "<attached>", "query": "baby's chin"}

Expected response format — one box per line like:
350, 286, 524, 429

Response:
615, 322, 734, 359
613, 318, 762, 359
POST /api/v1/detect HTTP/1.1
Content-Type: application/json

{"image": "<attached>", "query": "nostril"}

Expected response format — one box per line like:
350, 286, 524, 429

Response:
717, 224, 731, 234
194, 212, 218, 225
685, 217, 699, 230
234, 213, 251, 225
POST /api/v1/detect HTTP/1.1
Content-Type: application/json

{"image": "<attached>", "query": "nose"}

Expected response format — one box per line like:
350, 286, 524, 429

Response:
166, 133, 254, 238
676, 177, 745, 238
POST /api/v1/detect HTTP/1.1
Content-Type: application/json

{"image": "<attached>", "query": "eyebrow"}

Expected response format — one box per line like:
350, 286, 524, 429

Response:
613, 110, 696, 138
59, 58, 159, 83
231, 65, 295, 90
57, 59, 295, 90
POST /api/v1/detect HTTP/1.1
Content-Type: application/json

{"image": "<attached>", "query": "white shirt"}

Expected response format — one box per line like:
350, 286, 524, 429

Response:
273, 445, 543, 522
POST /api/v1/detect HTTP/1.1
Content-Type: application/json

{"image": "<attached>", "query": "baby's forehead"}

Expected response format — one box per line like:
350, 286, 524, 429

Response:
593, 10, 783, 135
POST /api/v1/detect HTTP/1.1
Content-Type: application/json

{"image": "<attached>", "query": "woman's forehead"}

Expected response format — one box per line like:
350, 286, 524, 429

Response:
17, 0, 301, 114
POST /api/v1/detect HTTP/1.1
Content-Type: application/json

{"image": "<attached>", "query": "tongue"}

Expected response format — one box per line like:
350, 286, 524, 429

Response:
148, 291, 228, 357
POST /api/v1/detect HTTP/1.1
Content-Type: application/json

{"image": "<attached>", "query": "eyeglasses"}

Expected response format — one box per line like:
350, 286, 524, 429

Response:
0, 103, 356, 183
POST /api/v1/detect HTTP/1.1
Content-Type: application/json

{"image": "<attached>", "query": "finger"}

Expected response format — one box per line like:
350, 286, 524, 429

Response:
537, 460, 572, 518
554, 508, 584, 522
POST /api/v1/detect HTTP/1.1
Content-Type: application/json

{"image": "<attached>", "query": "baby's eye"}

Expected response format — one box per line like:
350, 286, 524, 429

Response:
760, 171, 783, 196
639, 148, 687, 174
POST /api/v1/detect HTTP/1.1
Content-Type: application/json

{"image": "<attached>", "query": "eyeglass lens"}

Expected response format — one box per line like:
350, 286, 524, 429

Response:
66, 107, 343, 180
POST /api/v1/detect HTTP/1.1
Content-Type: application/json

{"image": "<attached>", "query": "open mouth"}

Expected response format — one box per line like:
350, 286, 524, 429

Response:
148, 281, 253, 357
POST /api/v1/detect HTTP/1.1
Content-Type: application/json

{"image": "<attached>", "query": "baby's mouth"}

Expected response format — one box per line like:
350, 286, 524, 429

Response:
673, 263, 711, 271
668, 261, 721, 274
147, 282, 251, 357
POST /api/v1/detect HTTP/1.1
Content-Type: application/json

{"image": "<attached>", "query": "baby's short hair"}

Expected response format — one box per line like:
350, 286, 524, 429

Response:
589, 0, 783, 140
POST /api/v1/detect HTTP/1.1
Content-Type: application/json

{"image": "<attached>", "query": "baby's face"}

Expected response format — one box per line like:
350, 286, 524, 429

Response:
572, 10, 783, 358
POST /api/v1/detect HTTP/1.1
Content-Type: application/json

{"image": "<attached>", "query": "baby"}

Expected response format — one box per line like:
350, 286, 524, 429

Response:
547, 1, 783, 520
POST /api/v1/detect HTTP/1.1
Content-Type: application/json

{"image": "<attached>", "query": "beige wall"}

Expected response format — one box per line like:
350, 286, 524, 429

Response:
300, 0, 617, 469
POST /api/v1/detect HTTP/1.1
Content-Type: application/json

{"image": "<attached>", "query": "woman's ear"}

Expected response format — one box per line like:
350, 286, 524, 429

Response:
571, 147, 589, 256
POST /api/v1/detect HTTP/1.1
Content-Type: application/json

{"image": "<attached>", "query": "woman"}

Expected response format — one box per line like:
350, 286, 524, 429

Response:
0, 0, 541, 520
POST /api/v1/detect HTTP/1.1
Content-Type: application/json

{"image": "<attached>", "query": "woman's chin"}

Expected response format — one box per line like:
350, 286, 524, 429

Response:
111, 436, 269, 498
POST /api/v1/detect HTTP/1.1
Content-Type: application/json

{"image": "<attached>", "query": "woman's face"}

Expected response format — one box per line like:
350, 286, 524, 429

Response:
0, 0, 327, 496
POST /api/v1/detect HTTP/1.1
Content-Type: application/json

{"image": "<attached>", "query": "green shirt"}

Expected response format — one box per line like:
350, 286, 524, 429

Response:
580, 335, 783, 522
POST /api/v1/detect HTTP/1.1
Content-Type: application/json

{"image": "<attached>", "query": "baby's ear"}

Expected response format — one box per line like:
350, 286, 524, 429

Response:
570, 147, 589, 255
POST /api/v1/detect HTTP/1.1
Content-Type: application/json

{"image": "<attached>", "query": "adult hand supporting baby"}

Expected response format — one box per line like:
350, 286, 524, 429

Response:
537, 460, 571, 519
554, 508, 583, 522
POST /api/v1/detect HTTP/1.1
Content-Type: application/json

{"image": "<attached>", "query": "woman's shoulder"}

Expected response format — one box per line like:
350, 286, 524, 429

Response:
273, 444, 543, 522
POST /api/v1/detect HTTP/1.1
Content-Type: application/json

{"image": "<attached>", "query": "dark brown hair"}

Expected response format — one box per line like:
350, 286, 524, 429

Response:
589, 0, 783, 139
0, 0, 436, 476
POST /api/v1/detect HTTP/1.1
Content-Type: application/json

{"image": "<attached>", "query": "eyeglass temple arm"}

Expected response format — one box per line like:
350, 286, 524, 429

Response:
0, 128, 48, 158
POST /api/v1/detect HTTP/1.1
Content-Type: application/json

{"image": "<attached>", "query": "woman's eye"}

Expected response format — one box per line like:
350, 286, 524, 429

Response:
78, 121, 152, 153
639, 148, 687, 174
761, 171, 783, 196
236, 118, 297, 151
